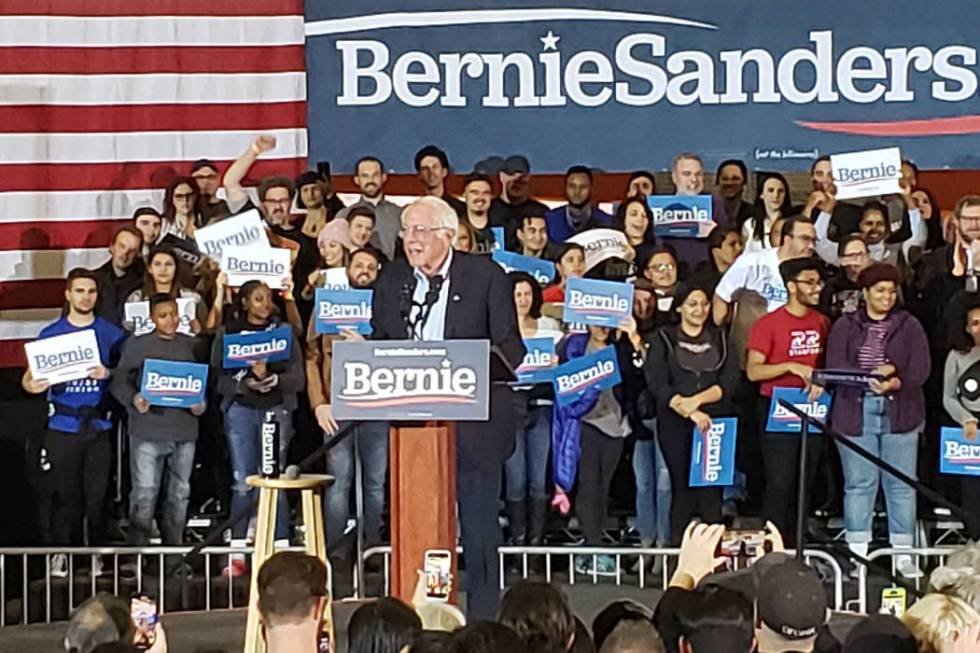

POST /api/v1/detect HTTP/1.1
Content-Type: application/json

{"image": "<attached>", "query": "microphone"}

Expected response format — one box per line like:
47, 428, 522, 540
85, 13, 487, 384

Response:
413, 274, 444, 339
283, 464, 301, 480
399, 281, 416, 336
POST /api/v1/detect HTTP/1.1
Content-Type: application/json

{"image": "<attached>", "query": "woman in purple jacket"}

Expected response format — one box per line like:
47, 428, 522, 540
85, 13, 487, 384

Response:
826, 263, 930, 579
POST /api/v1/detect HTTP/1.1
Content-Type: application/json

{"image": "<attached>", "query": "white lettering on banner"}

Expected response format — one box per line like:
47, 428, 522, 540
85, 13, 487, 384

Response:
334, 30, 979, 108
945, 441, 980, 461
788, 330, 822, 357
567, 290, 629, 313
340, 359, 478, 402
772, 402, 828, 420
34, 346, 97, 372
227, 338, 289, 360
318, 301, 372, 320
702, 422, 726, 482
556, 359, 615, 393
650, 206, 710, 222
520, 349, 552, 369
144, 372, 203, 395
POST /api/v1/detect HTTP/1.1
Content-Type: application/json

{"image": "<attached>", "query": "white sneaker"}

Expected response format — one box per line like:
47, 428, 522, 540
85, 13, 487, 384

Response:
90, 554, 104, 577
50, 553, 68, 578
895, 554, 923, 579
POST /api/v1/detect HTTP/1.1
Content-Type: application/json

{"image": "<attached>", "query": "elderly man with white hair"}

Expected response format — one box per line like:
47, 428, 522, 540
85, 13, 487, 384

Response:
370, 196, 526, 620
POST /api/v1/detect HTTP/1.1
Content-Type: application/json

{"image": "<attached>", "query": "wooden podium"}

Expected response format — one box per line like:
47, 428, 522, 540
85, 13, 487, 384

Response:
388, 421, 458, 604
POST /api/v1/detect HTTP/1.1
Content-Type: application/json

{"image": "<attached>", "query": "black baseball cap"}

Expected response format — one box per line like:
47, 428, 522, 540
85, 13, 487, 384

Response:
756, 559, 828, 641
503, 154, 531, 174
295, 170, 320, 189
843, 614, 916, 653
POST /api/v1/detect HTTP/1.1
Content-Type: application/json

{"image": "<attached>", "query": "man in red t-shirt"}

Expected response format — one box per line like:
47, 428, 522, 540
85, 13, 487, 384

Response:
746, 257, 830, 544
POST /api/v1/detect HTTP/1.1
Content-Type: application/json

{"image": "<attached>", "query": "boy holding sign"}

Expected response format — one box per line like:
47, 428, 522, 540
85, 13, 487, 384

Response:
21, 269, 125, 575
111, 294, 208, 549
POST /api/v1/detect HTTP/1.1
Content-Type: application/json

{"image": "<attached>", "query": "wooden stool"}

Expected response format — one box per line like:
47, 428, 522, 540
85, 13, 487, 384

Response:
244, 473, 334, 653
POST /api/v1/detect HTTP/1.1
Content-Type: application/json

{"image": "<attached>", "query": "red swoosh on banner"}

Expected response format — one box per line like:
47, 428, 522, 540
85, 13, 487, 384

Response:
796, 115, 980, 136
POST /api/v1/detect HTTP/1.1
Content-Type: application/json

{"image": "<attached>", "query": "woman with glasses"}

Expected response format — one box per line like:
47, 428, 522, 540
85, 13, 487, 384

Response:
161, 176, 203, 241
641, 246, 682, 327
820, 235, 872, 321
826, 263, 930, 578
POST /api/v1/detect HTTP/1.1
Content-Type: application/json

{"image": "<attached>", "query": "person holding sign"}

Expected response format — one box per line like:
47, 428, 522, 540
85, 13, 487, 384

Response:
111, 294, 208, 551
826, 264, 930, 578
745, 257, 830, 547
613, 195, 655, 265
21, 268, 125, 576
541, 243, 586, 304
301, 219, 352, 301
645, 282, 740, 543
667, 152, 731, 267
210, 279, 306, 576
125, 247, 207, 334
942, 295, 980, 539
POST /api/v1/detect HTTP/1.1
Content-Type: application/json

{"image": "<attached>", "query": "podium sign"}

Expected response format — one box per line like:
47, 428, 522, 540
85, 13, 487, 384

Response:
331, 339, 490, 421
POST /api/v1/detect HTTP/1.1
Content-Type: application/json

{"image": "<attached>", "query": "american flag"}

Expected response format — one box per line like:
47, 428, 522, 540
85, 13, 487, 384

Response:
0, 1, 309, 367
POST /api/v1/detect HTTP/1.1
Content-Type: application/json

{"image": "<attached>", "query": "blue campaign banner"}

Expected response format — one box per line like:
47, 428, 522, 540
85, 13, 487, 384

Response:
305, 2, 980, 174
140, 359, 208, 408
689, 417, 738, 487
648, 195, 713, 238
514, 337, 556, 385
940, 427, 980, 476
552, 345, 621, 405
492, 249, 556, 286
314, 288, 374, 335
766, 387, 830, 433
223, 326, 293, 369
491, 227, 505, 252
563, 277, 633, 328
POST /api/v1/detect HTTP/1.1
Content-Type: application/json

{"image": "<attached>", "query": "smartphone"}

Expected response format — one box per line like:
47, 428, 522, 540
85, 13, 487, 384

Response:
130, 595, 158, 650
423, 549, 453, 602
316, 160, 332, 181
718, 530, 769, 559
881, 587, 907, 617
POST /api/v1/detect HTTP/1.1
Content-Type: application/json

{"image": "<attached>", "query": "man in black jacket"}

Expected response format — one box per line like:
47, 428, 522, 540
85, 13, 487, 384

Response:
92, 227, 145, 325
371, 196, 525, 619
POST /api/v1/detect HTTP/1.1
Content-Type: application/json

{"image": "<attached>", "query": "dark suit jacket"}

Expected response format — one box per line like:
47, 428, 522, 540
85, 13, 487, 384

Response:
371, 251, 527, 469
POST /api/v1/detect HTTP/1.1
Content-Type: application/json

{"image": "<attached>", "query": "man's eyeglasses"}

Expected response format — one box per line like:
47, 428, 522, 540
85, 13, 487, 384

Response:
263, 198, 291, 206
400, 225, 450, 240
647, 263, 676, 273
792, 277, 824, 288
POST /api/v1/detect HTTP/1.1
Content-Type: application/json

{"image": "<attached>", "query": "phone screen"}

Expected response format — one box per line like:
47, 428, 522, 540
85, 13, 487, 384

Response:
130, 595, 158, 650
424, 550, 453, 602
881, 588, 907, 617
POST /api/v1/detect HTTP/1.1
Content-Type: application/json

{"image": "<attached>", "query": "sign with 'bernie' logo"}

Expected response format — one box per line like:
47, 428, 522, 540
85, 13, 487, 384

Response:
830, 147, 903, 200
766, 387, 829, 433
940, 427, 980, 477
492, 249, 555, 286
552, 345, 621, 405
563, 277, 633, 329
221, 246, 292, 288
222, 326, 293, 369
514, 337, 556, 385
689, 417, 738, 487
648, 195, 714, 238
315, 288, 373, 335
140, 359, 208, 408
25, 328, 101, 384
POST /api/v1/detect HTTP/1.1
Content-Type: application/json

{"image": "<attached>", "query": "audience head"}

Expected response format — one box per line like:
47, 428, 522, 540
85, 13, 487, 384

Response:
778, 217, 817, 259
842, 614, 916, 653
716, 160, 748, 201
498, 581, 576, 653
445, 621, 527, 653
500, 155, 533, 203
838, 234, 870, 277
953, 195, 980, 244
901, 159, 919, 191
64, 267, 99, 316
912, 188, 938, 221
511, 272, 544, 320
256, 552, 328, 645
858, 263, 902, 317
415, 145, 451, 192
627, 170, 656, 198
64, 593, 133, 653
754, 559, 829, 653
411, 630, 453, 653
295, 171, 324, 210
902, 593, 980, 653
592, 599, 653, 652
258, 176, 295, 226
354, 156, 387, 200
237, 279, 276, 324
673, 281, 712, 330
676, 585, 754, 653
565, 165, 594, 208
454, 220, 476, 252
642, 246, 679, 291
464, 173, 494, 216
517, 207, 550, 255
144, 247, 180, 296
779, 257, 823, 307
859, 200, 890, 245
402, 197, 458, 272
317, 218, 352, 267
149, 294, 180, 337
109, 226, 143, 273
346, 206, 377, 248
614, 196, 653, 245
707, 227, 743, 272
633, 278, 657, 328
599, 620, 664, 653
755, 173, 792, 220
348, 597, 423, 653
672, 153, 705, 196
190, 158, 220, 197
347, 248, 383, 289
163, 175, 200, 221
132, 208, 162, 249
810, 156, 833, 192
555, 243, 586, 285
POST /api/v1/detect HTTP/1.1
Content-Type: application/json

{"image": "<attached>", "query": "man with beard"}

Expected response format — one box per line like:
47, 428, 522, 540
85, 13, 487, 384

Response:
667, 152, 732, 269
336, 157, 404, 261
91, 226, 145, 326
462, 173, 496, 254
305, 247, 386, 569
489, 155, 549, 250
22, 269, 126, 576
415, 144, 466, 218
190, 159, 230, 224
544, 165, 612, 243
132, 208, 162, 258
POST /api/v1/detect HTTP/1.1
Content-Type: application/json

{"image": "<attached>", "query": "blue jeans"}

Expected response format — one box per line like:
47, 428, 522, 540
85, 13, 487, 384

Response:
836, 395, 919, 545
225, 403, 294, 540
504, 404, 551, 501
324, 421, 389, 550
128, 437, 196, 545
633, 420, 671, 546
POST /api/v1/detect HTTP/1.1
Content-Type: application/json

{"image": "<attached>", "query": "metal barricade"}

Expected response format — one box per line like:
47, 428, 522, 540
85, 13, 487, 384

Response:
360, 545, 845, 610
0, 545, 309, 626
856, 546, 958, 614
